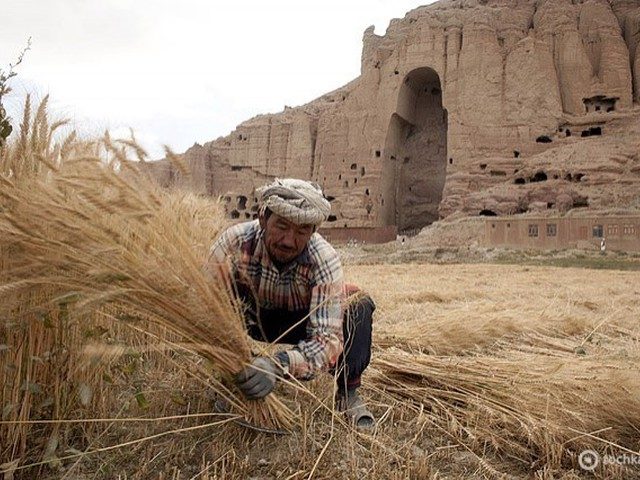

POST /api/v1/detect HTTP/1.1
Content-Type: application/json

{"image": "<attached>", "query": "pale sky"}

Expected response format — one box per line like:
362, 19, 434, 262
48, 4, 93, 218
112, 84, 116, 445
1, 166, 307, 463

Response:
2, 1, 433, 159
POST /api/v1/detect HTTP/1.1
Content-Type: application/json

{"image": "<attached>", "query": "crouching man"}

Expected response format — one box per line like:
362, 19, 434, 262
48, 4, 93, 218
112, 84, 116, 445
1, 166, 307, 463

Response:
207, 178, 375, 428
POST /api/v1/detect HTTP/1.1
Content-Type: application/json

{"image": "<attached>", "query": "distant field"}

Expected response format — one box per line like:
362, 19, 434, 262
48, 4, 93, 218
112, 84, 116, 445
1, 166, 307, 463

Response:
348, 263, 640, 351
339, 241, 640, 272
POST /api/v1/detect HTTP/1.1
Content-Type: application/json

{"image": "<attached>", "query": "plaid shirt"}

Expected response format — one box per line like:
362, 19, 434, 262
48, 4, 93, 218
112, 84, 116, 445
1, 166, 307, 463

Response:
207, 220, 344, 380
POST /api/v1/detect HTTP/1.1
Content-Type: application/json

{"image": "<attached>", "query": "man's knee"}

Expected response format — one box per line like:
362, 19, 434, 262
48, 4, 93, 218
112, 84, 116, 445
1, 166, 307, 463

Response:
343, 293, 375, 350
358, 294, 375, 317
345, 293, 375, 325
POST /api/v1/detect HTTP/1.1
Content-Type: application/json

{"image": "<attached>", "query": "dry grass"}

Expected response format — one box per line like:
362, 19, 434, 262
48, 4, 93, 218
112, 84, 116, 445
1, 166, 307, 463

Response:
1, 99, 639, 479
359, 264, 640, 478
352, 263, 640, 354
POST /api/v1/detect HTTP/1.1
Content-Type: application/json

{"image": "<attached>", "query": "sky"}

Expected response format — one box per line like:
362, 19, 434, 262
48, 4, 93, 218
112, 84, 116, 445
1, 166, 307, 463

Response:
2, 0, 433, 159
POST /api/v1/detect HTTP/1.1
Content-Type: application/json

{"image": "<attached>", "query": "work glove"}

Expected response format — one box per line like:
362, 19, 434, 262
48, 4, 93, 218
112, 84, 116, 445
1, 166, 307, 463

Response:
235, 356, 285, 400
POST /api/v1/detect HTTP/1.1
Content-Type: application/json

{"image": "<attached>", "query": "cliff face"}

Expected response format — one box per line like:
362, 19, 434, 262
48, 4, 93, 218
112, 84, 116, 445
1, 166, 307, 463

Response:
150, 0, 640, 232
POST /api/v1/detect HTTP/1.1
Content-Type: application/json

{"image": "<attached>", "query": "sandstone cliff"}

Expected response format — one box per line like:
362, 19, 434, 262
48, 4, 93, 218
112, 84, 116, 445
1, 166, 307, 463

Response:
146, 0, 640, 233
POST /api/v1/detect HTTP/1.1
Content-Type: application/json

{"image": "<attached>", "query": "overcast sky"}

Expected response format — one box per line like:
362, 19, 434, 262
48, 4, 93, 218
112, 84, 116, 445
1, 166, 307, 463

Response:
2, 1, 432, 159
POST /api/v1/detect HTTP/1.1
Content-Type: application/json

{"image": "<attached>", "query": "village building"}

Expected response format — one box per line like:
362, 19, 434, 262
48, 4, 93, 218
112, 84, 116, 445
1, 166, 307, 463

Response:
485, 215, 640, 252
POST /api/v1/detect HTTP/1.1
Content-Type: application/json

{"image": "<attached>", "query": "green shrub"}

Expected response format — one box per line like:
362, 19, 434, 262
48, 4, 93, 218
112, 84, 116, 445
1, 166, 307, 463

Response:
0, 38, 31, 146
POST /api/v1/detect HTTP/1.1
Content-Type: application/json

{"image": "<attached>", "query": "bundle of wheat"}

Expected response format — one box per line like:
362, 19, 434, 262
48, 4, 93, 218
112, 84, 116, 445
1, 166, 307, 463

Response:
0, 99, 293, 442
369, 338, 640, 473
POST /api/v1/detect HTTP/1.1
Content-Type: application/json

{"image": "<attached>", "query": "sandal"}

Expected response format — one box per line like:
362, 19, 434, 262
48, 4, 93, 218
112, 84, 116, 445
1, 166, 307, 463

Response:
336, 390, 375, 429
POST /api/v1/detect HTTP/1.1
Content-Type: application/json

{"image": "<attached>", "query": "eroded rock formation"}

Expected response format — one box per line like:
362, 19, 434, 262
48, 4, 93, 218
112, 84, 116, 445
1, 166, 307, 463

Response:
146, 0, 640, 232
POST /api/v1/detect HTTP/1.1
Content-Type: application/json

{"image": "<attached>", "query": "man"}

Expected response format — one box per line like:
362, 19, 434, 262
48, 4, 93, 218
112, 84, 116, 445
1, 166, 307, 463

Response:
207, 178, 375, 428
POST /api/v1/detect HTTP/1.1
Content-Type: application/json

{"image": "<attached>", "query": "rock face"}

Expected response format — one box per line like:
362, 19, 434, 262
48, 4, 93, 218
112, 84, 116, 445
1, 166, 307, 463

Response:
148, 0, 640, 232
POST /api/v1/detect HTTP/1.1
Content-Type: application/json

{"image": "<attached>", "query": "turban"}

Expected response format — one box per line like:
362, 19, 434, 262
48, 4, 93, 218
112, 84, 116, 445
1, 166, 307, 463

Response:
256, 178, 331, 226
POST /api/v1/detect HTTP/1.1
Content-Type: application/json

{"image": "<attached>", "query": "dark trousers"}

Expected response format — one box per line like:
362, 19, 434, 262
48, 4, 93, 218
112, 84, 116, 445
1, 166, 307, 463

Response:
236, 284, 375, 393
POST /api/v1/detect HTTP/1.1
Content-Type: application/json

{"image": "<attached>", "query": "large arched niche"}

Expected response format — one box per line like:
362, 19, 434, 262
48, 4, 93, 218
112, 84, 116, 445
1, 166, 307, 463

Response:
381, 67, 448, 232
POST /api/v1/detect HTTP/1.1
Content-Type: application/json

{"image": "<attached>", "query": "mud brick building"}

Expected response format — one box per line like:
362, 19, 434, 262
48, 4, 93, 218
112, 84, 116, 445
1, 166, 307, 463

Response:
485, 215, 640, 251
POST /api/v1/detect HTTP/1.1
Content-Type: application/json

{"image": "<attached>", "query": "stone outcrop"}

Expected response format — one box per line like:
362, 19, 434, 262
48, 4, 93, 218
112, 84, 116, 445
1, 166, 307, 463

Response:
148, 0, 640, 233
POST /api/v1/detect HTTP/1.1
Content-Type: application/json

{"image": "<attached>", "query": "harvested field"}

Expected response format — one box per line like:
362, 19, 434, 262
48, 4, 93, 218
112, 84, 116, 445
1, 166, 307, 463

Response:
2, 262, 639, 479
351, 263, 640, 354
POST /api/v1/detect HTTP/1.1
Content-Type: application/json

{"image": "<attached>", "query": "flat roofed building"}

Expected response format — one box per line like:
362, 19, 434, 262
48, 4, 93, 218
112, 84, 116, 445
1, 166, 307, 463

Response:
485, 216, 640, 251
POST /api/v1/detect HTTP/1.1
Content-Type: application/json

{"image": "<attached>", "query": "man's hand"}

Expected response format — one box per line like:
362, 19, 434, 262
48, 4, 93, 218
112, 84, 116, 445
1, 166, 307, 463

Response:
235, 357, 283, 400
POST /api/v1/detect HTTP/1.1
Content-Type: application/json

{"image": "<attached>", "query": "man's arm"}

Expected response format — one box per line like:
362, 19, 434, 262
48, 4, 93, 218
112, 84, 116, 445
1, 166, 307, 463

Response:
206, 225, 237, 267
283, 249, 344, 380
204, 222, 252, 282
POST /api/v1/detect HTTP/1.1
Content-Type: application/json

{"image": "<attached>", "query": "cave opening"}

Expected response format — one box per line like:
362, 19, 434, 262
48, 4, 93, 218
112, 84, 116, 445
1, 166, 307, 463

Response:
581, 126, 602, 137
530, 171, 548, 183
583, 96, 617, 114
381, 67, 447, 232
573, 197, 589, 208
479, 209, 498, 216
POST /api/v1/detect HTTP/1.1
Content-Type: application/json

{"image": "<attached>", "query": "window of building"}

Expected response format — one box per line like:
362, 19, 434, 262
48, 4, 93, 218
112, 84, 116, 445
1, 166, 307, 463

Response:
607, 224, 618, 236
546, 223, 557, 237
528, 224, 539, 237
592, 225, 603, 238
623, 224, 636, 236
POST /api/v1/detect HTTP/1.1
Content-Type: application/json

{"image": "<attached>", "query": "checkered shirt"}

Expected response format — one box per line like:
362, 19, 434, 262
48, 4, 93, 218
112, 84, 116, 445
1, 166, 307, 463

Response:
207, 220, 344, 380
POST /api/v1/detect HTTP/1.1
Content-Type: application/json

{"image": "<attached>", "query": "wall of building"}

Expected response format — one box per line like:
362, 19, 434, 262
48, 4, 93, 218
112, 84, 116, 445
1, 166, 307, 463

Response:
485, 216, 640, 251
319, 226, 397, 245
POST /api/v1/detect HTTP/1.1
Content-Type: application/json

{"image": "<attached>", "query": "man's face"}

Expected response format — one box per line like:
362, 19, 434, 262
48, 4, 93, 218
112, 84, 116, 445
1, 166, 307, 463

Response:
260, 212, 314, 265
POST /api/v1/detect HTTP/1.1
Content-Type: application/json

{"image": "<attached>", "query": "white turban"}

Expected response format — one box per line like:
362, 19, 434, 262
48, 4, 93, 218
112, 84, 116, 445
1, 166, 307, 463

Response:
256, 178, 331, 226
